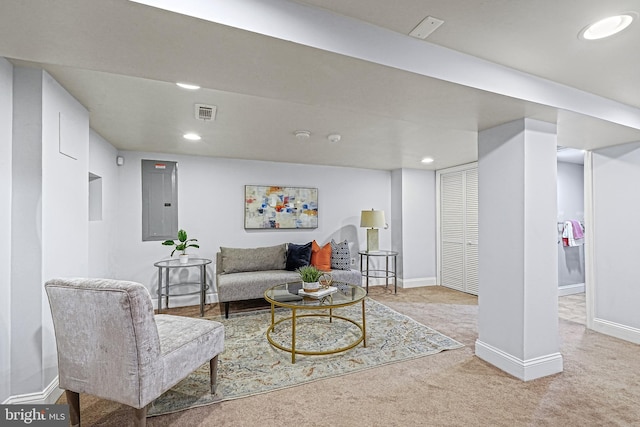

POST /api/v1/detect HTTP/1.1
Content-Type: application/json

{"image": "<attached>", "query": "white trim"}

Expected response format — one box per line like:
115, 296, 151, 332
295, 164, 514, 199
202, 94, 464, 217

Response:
3, 376, 63, 405
584, 151, 595, 330
475, 340, 563, 381
558, 283, 585, 296
398, 277, 437, 289
592, 318, 640, 345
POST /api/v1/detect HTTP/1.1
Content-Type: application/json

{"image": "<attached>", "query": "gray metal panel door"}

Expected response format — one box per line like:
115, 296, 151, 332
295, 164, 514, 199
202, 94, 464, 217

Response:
142, 160, 178, 241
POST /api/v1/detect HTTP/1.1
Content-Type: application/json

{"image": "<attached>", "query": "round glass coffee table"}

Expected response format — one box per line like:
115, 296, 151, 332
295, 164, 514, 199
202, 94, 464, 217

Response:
264, 282, 367, 363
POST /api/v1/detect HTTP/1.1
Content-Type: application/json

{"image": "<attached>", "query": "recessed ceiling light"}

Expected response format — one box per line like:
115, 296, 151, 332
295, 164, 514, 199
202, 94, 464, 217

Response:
579, 13, 636, 40
176, 82, 200, 90
183, 133, 201, 141
294, 130, 311, 141
421, 157, 434, 164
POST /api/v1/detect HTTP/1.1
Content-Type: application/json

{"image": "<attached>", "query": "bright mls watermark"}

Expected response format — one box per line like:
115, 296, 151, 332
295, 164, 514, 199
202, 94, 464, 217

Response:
1, 405, 68, 426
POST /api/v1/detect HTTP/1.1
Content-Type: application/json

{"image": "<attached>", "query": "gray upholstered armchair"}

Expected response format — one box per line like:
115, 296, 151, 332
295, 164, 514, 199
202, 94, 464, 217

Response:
45, 278, 225, 427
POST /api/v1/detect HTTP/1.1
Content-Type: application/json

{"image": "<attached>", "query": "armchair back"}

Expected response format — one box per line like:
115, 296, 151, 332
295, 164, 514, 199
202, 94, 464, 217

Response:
45, 278, 163, 408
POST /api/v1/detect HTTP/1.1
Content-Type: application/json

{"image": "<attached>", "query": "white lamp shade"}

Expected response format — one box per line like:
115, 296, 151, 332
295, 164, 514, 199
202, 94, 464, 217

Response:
360, 210, 386, 228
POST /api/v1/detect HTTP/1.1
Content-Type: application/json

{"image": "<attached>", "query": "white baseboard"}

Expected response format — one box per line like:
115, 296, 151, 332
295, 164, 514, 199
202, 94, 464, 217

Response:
592, 318, 640, 345
558, 283, 585, 296
475, 340, 563, 381
3, 376, 63, 405
398, 277, 437, 289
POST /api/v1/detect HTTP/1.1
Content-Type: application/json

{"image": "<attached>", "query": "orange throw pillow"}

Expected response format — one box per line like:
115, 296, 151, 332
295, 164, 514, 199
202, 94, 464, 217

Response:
311, 240, 332, 271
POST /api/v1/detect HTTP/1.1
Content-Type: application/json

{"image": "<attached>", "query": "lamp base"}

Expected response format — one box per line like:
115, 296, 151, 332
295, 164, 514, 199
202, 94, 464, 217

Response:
366, 228, 379, 252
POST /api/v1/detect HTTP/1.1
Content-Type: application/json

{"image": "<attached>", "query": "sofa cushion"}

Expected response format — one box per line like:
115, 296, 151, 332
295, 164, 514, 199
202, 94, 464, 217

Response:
216, 268, 362, 302
311, 240, 332, 271
220, 244, 286, 273
329, 269, 362, 286
331, 239, 351, 270
285, 242, 312, 271
217, 270, 301, 301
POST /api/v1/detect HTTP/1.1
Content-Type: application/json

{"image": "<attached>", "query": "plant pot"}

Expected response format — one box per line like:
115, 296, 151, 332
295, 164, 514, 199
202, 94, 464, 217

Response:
179, 254, 189, 264
302, 281, 320, 292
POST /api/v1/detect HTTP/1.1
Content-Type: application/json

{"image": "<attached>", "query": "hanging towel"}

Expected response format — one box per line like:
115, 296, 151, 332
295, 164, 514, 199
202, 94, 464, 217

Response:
562, 221, 573, 247
562, 220, 584, 247
570, 220, 584, 239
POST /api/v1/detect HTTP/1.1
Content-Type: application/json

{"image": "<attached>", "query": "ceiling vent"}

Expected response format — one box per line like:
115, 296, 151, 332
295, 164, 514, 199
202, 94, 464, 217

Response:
195, 104, 217, 121
409, 16, 444, 40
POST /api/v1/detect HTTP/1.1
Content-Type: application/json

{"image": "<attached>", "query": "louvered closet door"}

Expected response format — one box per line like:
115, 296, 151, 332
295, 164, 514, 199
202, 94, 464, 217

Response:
440, 172, 465, 292
440, 167, 479, 295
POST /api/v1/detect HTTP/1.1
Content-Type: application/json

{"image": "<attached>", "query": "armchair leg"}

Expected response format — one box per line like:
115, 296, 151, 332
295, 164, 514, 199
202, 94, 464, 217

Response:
134, 406, 147, 427
65, 390, 80, 427
210, 354, 219, 394
224, 302, 230, 318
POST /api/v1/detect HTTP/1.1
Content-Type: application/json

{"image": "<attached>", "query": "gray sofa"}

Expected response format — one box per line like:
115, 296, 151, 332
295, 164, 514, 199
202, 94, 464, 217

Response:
216, 243, 362, 317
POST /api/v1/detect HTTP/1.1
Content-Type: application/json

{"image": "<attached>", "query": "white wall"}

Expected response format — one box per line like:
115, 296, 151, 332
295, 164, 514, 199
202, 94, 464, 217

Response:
88, 130, 119, 278
9, 66, 89, 401
400, 169, 436, 283
557, 161, 585, 288
11, 67, 44, 396
41, 72, 89, 280
591, 141, 640, 343
41, 71, 90, 386
115, 151, 391, 306
0, 57, 13, 403
478, 121, 525, 354
390, 169, 403, 275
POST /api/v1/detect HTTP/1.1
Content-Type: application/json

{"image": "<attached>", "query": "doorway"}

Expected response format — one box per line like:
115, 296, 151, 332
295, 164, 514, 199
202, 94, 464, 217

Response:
557, 147, 586, 324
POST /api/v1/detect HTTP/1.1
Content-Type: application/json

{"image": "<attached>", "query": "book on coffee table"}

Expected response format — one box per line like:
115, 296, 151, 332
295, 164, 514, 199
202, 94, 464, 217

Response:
298, 286, 338, 298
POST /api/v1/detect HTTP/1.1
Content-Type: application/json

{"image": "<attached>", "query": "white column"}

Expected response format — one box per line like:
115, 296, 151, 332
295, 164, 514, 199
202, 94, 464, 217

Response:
475, 118, 563, 381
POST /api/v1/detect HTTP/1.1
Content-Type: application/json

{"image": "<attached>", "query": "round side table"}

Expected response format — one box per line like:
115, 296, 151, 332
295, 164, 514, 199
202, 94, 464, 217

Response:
358, 250, 398, 294
154, 258, 211, 316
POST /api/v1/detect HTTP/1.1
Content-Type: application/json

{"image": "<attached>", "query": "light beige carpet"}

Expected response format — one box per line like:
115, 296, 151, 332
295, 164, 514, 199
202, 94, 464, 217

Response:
147, 299, 462, 416
58, 286, 640, 426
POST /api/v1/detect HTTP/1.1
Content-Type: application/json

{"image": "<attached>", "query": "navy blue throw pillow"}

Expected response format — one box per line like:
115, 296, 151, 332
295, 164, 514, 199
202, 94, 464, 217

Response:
286, 242, 312, 271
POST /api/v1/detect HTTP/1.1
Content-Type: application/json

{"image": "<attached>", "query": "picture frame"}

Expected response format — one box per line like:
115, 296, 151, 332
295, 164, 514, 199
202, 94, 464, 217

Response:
244, 185, 318, 229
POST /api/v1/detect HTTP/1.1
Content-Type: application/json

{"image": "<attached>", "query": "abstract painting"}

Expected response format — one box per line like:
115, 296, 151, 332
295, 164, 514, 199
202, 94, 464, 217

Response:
245, 185, 318, 229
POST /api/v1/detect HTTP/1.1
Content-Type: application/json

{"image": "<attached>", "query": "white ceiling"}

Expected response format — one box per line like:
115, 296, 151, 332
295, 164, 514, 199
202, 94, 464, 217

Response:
1, 0, 639, 171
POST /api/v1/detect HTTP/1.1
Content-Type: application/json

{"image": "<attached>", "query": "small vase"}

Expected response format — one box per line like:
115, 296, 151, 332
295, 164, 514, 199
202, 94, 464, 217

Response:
179, 254, 189, 264
302, 281, 320, 292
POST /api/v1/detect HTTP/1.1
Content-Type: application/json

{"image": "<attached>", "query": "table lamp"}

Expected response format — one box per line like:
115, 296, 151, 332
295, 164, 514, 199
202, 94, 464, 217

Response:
360, 209, 386, 252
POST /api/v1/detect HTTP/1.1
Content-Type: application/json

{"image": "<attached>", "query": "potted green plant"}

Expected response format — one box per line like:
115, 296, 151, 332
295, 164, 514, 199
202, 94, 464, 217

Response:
297, 265, 323, 292
162, 229, 200, 264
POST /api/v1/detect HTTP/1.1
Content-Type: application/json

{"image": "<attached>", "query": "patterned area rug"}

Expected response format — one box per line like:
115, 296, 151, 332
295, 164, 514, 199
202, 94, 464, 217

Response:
148, 299, 463, 417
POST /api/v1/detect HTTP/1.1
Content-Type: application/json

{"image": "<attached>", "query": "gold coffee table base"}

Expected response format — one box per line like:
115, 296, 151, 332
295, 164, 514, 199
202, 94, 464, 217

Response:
264, 282, 368, 364
266, 305, 366, 363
